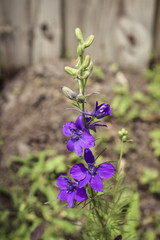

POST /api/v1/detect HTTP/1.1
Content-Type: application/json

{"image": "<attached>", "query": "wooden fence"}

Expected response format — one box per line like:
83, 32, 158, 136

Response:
0, 0, 160, 72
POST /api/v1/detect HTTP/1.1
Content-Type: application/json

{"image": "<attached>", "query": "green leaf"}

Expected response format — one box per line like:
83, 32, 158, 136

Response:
140, 168, 159, 185
123, 192, 140, 240
44, 155, 66, 173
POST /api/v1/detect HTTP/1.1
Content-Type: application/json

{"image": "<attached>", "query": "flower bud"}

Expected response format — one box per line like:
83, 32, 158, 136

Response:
118, 128, 128, 137
61, 86, 77, 100
91, 101, 112, 119
82, 71, 90, 79
64, 66, 78, 76
122, 136, 127, 142
84, 35, 94, 48
75, 28, 84, 44
83, 55, 91, 69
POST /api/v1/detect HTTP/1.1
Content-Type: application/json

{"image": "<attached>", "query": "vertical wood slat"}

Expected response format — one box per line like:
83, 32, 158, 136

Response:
0, 0, 61, 70
65, 0, 156, 71
32, 0, 62, 64
64, 0, 119, 64
0, 0, 159, 71
114, 0, 156, 71
154, 0, 160, 61
0, 0, 30, 69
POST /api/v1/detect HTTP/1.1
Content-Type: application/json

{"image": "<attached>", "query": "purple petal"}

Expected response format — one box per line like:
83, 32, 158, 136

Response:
70, 164, 87, 180
66, 138, 74, 151
90, 174, 103, 192
74, 141, 82, 157
79, 132, 95, 148
97, 163, 116, 179
79, 172, 91, 188
67, 191, 75, 208
75, 115, 84, 130
84, 149, 95, 164
75, 188, 88, 202
88, 121, 107, 132
63, 122, 76, 136
57, 175, 68, 190
58, 190, 68, 201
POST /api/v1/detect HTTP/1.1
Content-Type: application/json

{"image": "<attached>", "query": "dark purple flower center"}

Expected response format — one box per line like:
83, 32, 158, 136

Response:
70, 128, 83, 142
67, 180, 78, 193
88, 164, 97, 176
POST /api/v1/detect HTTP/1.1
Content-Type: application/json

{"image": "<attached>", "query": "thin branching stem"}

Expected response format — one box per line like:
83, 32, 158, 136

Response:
90, 188, 108, 240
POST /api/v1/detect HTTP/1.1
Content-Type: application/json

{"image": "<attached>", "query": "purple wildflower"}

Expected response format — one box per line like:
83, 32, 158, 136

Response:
90, 101, 112, 119
57, 175, 87, 208
70, 149, 116, 192
63, 115, 95, 157
66, 101, 112, 119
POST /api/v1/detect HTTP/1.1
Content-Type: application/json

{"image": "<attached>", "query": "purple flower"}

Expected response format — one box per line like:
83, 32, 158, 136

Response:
66, 101, 112, 119
91, 101, 112, 119
70, 149, 116, 192
63, 116, 95, 157
57, 175, 87, 208
86, 119, 107, 132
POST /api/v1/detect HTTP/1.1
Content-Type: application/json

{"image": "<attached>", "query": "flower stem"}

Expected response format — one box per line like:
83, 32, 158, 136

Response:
113, 140, 124, 203
79, 55, 86, 128
90, 188, 107, 240
116, 140, 124, 180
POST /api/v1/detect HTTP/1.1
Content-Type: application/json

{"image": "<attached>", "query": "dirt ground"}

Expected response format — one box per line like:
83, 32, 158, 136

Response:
0, 59, 160, 234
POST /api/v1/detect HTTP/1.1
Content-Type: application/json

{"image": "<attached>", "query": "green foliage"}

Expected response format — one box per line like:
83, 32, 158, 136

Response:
82, 179, 130, 240
144, 65, 160, 101
82, 133, 137, 240
149, 128, 160, 157
0, 137, 4, 147
142, 228, 156, 240
111, 65, 160, 122
0, 150, 82, 240
140, 168, 160, 195
123, 192, 140, 240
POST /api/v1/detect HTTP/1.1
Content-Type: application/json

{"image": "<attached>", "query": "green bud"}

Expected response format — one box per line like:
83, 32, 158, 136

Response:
64, 66, 78, 76
83, 55, 91, 68
82, 70, 90, 79
118, 128, 128, 137
84, 35, 94, 48
122, 136, 127, 142
75, 28, 84, 44
77, 44, 84, 56
61, 86, 77, 100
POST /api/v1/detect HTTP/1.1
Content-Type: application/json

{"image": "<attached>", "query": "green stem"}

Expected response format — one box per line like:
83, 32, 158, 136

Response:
105, 140, 124, 237
117, 140, 124, 179
79, 54, 86, 128
113, 140, 124, 203
90, 189, 107, 239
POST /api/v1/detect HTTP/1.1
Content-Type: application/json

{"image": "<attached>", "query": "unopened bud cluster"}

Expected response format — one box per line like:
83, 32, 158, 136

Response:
118, 128, 128, 142
63, 28, 95, 103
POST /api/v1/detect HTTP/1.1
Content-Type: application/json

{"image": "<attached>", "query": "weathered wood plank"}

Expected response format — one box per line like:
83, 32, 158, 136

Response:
65, 0, 156, 71
0, 0, 62, 70
0, 0, 157, 71
154, 0, 160, 61
32, 0, 62, 64
0, 0, 30, 69
65, 0, 119, 63
115, 0, 156, 70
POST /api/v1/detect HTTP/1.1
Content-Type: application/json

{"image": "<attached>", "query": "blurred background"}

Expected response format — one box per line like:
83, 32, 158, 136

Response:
0, 0, 160, 240
0, 0, 160, 72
